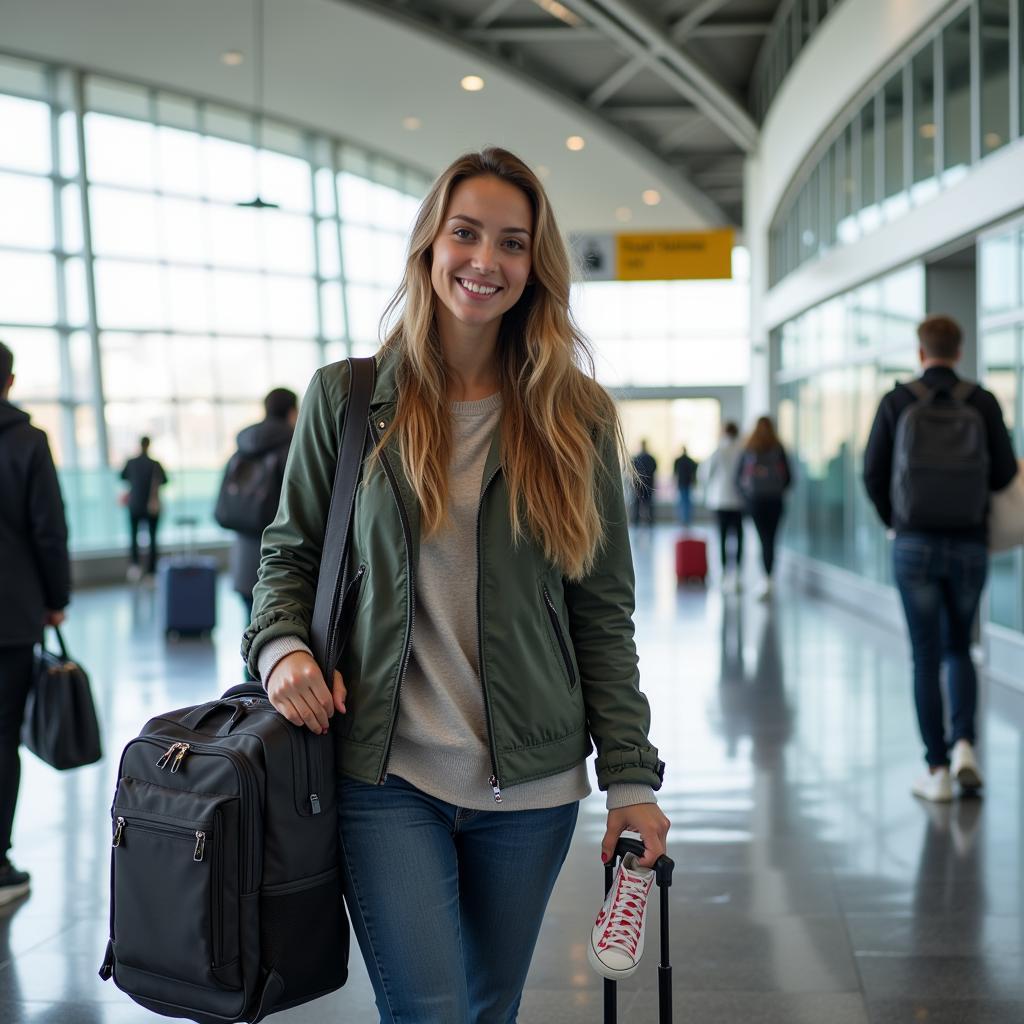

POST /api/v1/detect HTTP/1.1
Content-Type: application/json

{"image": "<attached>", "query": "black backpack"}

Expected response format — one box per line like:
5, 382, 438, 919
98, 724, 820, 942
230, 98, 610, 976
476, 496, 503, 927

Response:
215, 448, 288, 537
739, 448, 787, 500
891, 379, 990, 530
99, 358, 376, 1023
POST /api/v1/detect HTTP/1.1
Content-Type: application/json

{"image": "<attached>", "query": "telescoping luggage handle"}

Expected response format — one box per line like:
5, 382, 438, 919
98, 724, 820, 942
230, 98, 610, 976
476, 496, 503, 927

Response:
603, 837, 674, 1024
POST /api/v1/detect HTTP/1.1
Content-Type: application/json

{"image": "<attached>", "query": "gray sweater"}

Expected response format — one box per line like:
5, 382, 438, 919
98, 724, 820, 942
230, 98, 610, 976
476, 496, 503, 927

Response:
259, 394, 655, 812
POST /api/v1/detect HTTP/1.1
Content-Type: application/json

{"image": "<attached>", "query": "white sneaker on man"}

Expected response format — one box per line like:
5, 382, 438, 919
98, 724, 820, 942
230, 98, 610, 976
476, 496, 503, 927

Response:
588, 853, 655, 980
126, 564, 143, 583
951, 739, 983, 791
912, 767, 953, 803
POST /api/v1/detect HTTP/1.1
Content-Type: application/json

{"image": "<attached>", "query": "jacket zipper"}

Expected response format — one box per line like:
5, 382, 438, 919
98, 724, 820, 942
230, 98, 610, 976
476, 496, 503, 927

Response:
476, 463, 504, 803
304, 731, 322, 815
542, 585, 577, 690
369, 418, 416, 784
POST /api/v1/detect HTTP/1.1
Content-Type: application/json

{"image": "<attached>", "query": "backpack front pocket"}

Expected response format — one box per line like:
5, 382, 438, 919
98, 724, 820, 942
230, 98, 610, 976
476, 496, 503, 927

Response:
111, 781, 240, 992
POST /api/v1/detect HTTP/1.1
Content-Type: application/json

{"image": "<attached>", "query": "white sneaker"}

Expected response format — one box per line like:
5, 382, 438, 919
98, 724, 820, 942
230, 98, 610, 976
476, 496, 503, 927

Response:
951, 739, 984, 791
126, 564, 143, 583
588, 853, 655, 981
912, 767, 953, 803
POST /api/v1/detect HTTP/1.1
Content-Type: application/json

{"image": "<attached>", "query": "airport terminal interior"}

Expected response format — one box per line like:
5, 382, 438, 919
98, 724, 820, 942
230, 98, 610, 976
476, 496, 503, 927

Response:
2, 0, 1024, 1021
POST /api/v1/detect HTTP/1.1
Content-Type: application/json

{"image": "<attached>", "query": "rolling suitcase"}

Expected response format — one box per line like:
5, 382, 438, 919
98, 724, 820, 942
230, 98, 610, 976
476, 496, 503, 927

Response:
603, 837, 675, 1024
675, 535, 707, 584
159, 515, 217, 637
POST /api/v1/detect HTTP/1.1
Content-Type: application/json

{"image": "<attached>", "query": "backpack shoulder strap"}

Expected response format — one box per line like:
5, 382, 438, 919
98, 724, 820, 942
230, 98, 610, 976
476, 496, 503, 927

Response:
310, 356, 376, 680
904, 379, 932, 402
952, 380, 978, 402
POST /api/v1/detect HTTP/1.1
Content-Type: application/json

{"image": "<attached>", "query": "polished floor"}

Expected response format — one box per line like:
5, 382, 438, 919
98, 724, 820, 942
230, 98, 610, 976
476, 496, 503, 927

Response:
2, 525, 1023, 1023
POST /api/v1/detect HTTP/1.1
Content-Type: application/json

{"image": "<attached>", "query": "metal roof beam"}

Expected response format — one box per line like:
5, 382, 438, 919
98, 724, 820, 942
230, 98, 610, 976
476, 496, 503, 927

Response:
473, 0, 519, 29
464, 25, 605, 42
586, 56, 645, 107
690, 21, 772, 38
669, 0, 734, 42
561, 0, 758, 151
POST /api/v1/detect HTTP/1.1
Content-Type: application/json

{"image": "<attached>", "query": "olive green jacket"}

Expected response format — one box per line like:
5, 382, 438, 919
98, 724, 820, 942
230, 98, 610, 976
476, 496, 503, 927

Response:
242, 354, 664, 795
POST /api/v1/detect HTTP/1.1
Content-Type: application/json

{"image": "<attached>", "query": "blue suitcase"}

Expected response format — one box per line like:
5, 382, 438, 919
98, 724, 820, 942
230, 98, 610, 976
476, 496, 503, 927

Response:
159, 557, 217, 636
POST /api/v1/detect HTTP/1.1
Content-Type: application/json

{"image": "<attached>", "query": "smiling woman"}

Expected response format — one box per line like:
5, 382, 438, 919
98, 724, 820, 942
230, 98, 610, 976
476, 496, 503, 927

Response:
244, 146, 670, 1021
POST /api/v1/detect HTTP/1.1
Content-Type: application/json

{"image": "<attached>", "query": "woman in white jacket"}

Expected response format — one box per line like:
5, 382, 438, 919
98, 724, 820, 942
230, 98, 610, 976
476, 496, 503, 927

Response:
699, 421, 745, 588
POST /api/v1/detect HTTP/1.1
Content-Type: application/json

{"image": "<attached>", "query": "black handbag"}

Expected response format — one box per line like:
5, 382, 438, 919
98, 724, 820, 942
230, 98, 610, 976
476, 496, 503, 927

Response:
23, 625, 103, 770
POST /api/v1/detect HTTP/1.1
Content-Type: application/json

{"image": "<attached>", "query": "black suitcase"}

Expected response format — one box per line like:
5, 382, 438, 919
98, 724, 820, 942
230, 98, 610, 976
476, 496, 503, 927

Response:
602, 837, 675, 1024
98, 684, 347, 1023
159, 516, 217, 637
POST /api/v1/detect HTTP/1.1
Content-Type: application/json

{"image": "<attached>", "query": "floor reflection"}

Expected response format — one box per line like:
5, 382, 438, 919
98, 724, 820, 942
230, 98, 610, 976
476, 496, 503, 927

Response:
1, 526, 1022, 1022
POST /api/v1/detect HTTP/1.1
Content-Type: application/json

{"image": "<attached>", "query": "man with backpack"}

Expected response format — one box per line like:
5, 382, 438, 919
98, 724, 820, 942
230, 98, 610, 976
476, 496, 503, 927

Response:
216, 388, 298, 621
120, 436, 168, 581
864, 315, 1018, 802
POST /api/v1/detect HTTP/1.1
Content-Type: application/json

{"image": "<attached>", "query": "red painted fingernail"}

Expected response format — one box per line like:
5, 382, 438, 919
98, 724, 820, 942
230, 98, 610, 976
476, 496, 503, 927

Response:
600, 853, 608, 863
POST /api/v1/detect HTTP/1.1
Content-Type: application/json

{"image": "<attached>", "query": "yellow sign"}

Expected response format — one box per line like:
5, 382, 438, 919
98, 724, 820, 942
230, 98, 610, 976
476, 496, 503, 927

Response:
615, 229, 734, 281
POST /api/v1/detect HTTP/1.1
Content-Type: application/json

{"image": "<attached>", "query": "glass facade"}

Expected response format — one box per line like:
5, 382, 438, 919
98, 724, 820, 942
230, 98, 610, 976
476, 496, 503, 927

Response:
0, 55, 754, 557
774, 264, 925, 582
0, 54, 429, 552
752, 0, 847, 123
980, 219, 1024, 631
769, 0, 1024, 286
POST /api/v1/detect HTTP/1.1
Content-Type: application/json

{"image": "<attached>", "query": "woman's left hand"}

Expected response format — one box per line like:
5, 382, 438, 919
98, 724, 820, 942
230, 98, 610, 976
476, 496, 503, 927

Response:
602, 803, 671, 869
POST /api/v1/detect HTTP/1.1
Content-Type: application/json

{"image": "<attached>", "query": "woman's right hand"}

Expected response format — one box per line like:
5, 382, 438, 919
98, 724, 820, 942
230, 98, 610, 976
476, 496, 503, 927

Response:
266, 651, 347, 735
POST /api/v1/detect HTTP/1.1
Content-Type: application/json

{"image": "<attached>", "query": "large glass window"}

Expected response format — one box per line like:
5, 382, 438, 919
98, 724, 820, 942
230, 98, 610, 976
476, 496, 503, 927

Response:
0, 55, 429, 552
882, 71, 906, 208
911, 42, 939, 200
943, 10, 974, 180
980, 0, 1011, 155
775, 264, 926, 581
858, 97, 881, 234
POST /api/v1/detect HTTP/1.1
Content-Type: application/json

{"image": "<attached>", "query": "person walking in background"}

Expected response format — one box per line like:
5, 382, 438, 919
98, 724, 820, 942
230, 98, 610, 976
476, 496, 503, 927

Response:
864, 314, 1017, 803
218, 388, 298, 621
672, 446, 698, 527
0, 341, 70, 905
120, 436, 168, 581
631, 439, 658, 527
699, 422, 745, 591
737, 417, 791, 600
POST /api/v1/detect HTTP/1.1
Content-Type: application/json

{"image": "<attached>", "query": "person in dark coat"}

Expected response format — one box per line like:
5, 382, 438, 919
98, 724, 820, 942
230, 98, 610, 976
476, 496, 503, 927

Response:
630, 439, 658, 527
120, 436, 168, 579
228, 388, 298, 620
672, 446, 698, 527
0, 340, 70, 905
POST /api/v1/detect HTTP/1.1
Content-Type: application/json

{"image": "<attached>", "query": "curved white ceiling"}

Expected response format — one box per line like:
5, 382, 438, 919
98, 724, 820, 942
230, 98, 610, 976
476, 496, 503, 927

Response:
1, 0, 742, 232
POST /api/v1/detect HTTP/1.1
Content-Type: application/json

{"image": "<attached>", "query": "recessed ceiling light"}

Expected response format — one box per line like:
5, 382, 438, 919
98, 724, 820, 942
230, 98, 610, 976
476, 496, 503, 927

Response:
642, 189, 661, 206
536, 164, 550, 179
531, 0, 583, 26
461, 75, 485, 92
566, 135, 585, 151
985, 131, 1002, 149
919, 122, 937, 139
402, 116, 422, 131
615, 206, 632, 222
221, 50, 245, 67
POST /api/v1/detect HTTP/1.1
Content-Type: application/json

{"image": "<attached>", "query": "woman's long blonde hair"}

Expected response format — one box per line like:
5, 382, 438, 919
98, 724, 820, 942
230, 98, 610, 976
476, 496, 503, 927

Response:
376, 147, 623, 580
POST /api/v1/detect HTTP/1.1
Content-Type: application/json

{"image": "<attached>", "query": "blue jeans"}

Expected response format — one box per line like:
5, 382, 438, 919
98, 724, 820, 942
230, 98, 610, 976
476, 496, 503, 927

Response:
677, 487, 693, 527
893, 533, 988, 768
337, 775, 579, 1023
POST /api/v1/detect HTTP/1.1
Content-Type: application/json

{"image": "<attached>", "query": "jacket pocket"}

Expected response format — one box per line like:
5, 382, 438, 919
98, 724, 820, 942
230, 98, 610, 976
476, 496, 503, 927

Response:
541, 584, 578, 692
334, 563, 366, 662
111, 782, 240, 992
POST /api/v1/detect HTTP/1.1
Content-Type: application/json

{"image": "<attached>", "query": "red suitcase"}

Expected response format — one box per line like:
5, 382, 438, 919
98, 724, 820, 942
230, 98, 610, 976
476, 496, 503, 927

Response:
675, 536, 707, 584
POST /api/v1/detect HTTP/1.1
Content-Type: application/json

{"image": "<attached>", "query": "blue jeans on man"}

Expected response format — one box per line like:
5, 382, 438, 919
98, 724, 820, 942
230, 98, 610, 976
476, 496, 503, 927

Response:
677, 486, 693, 527
892, 533, 988, 768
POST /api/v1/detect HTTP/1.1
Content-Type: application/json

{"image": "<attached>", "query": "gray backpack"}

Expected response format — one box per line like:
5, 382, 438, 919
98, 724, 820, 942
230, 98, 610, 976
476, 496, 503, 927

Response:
891, 379, 989, 530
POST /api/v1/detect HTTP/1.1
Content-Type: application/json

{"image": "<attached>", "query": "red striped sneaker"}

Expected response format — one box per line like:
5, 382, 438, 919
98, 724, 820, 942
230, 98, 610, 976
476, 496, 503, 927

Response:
588, 852, 655, 980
